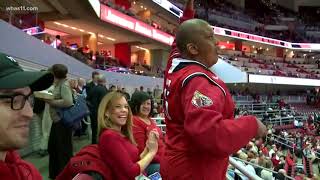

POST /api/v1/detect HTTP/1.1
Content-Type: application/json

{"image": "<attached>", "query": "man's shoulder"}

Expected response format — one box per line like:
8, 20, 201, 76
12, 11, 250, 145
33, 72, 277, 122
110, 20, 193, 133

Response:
98, 86, 108, 93
92, 85, 105, 91
167, 64, 215, 84
4, 151, 41, 178
86, 81, 95, 87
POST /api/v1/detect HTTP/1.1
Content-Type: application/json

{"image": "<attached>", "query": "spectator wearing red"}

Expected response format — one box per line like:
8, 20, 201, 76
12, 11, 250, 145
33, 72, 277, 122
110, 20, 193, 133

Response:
260, 143, 269, 156
285, 151, 294, 167
271, 153, 280, 168
97, 92, 159, 180
161, 0, 267, 179
278, 99, 286, 109
115, 0, 131, 10
56, 145, 112, 180
0, 52, 53, 179
44, 36, 51, 45
130, 91, 164, 176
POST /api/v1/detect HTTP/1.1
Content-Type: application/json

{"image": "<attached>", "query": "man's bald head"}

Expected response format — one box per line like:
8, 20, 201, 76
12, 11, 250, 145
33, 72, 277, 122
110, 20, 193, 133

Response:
176, 19, 212, 56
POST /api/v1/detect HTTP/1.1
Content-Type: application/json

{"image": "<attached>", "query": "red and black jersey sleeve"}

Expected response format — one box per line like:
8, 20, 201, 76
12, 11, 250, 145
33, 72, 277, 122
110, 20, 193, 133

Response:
181, 75, 258, 157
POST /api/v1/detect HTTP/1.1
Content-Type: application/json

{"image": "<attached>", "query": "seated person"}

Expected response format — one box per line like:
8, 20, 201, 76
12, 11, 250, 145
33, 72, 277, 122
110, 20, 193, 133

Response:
97, 92, 159, 179
271, 153, 280, 168
130, 91, 165, 175
56, 144, 112, 180
0, 52, 53, 179
303, 144, 316, 162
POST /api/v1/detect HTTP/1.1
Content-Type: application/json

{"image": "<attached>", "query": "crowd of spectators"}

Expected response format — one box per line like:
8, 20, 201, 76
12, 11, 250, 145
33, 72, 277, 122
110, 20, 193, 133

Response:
219, 50, 320, 79
228, 138, 289, 179
230, 96, 320, 179
8, 62, 320, 179
42, 35, 165, 78
43, 33, 319, 81
30, 68, 166, 179
100, 0, 175, 35
170, 0, 320, 43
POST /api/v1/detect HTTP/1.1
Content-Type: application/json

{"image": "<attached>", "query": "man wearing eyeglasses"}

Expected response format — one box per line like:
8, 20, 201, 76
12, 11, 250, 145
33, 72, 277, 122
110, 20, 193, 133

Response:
0, 52, 53, 179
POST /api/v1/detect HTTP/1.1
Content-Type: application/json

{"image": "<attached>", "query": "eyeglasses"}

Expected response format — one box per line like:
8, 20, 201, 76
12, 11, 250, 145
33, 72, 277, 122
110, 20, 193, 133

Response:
0, 93, 33, 110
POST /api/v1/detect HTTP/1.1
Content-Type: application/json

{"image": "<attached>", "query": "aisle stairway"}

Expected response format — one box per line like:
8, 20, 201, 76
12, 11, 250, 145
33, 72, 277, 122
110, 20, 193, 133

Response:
303, 155, 313, 178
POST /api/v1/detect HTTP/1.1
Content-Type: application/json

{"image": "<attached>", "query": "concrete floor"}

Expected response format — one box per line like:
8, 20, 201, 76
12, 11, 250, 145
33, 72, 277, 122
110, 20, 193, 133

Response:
23, 136, 90, 180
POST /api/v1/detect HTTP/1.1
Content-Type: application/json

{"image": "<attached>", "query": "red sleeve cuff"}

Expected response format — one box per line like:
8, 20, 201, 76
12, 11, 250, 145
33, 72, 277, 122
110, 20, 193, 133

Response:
183, 8, 195, 18
132, 163, 141, 176
153, 154, 161, 163
180, 9, 195, 23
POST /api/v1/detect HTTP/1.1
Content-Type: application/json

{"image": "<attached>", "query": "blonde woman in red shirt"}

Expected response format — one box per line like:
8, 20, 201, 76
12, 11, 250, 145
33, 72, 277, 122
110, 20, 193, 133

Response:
130, 91, 165, 176
97, 91, 159, 180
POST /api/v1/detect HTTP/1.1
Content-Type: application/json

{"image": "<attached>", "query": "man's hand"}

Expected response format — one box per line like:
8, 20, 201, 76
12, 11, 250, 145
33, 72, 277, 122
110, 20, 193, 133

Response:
255, 119, 267, 138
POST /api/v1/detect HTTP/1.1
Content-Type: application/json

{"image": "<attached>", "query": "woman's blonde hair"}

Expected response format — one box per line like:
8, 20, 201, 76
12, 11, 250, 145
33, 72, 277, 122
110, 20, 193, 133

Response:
68, 79, 78, 89
97, 91, 136, 144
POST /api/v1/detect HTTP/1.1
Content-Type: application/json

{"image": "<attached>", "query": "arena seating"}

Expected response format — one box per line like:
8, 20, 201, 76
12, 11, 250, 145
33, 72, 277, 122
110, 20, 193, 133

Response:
218, 50, 320, 79
171, 0, 320, 43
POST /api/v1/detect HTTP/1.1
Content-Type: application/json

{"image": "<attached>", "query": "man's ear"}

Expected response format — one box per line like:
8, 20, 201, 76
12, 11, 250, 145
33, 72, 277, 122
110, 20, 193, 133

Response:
186, 43, 198, 56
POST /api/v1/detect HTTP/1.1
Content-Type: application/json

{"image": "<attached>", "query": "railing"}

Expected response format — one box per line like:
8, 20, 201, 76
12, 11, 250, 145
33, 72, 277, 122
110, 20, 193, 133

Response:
231, 157, 295, 180
228, 157, 263, 180
268, 134, 295, 150
226, 172, 233, 180
267, 116, 306, 125
154, 118, 166, 134
248, 109, 293, 118
151, 117, 165, 124
237, 103, 278, 111
269, 134, 320, 161
233, 96, 307, 104
233, 96, 254, 102
273, 139, 295, 150
271, 134, 295, 145
267, 134, 295, 151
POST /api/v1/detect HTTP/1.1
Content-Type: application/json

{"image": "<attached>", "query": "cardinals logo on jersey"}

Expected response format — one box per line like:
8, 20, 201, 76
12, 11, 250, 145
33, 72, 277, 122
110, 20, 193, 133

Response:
191, 90, 213, 108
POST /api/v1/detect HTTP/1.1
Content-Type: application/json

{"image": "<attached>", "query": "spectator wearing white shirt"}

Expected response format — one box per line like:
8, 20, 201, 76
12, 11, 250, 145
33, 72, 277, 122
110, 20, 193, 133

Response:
269, 145, 277, 158
293, 119, 303, 128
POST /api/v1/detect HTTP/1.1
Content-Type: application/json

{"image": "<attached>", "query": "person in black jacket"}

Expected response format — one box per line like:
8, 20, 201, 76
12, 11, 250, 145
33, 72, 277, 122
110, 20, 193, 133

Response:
85, 71, 100, 97
87, 75, 108, 144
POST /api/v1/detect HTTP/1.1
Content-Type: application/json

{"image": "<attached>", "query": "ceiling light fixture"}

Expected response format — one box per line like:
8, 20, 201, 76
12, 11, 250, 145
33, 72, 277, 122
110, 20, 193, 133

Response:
106, 37, 116, 41
136, 46, 148, 51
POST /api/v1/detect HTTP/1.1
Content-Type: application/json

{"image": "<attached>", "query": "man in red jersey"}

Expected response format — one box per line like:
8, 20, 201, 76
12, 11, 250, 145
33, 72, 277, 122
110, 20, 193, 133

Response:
160, 1, 267, 179
0, 52, 53, 179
